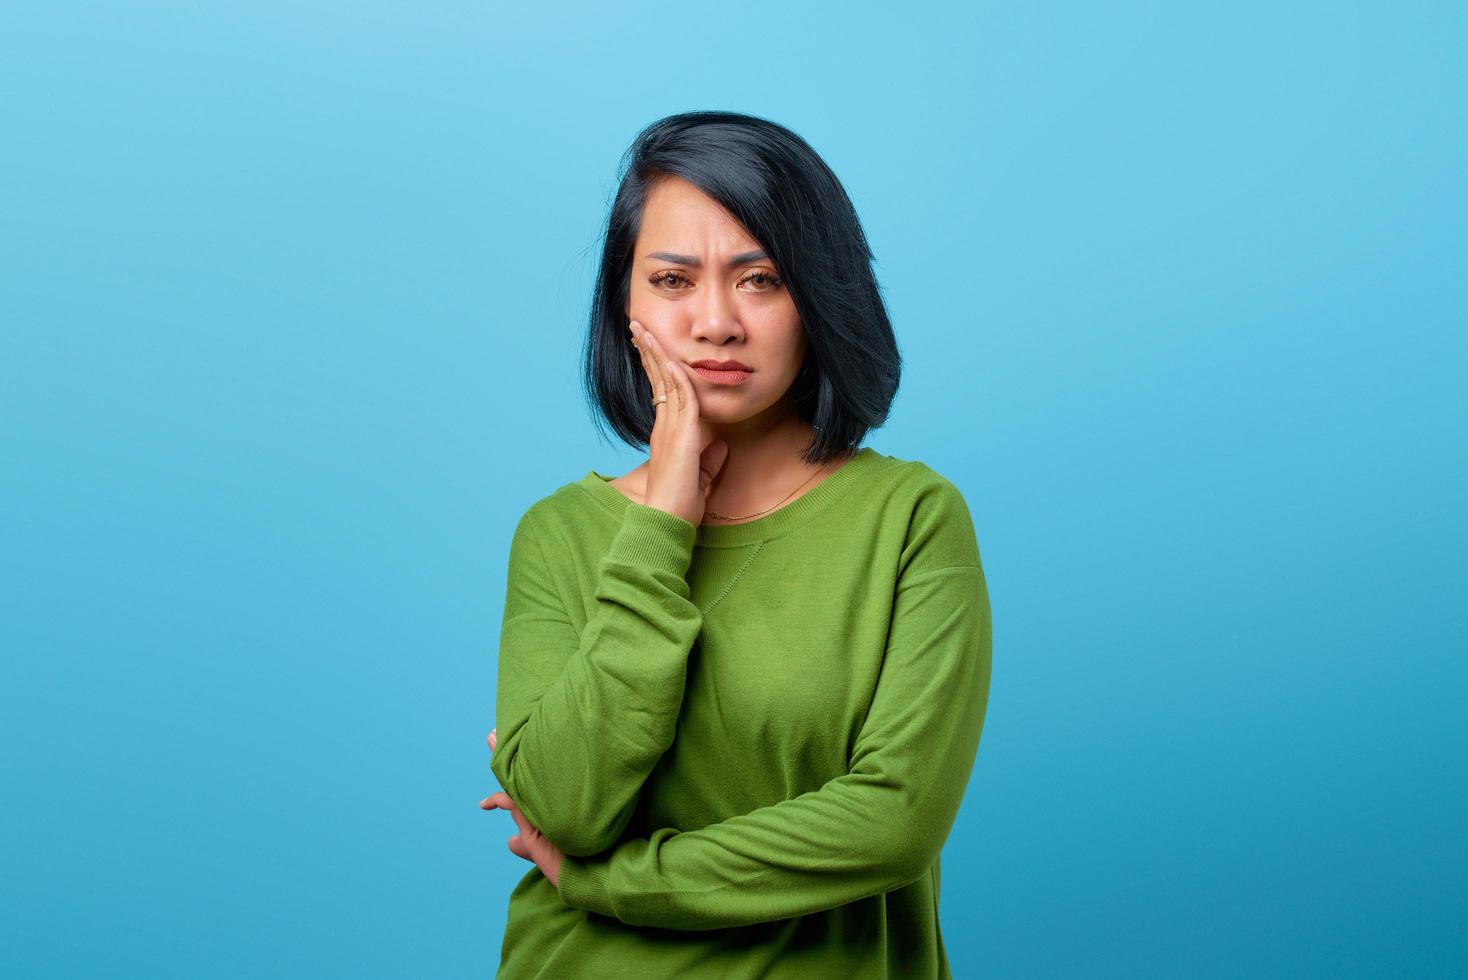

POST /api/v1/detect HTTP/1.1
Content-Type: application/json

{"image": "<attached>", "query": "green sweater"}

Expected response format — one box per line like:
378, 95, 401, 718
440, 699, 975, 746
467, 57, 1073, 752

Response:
490, 447, 992, 978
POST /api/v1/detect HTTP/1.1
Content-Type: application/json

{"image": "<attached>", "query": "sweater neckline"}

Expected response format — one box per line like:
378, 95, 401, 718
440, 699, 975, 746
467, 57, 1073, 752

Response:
578, 446, 881, 548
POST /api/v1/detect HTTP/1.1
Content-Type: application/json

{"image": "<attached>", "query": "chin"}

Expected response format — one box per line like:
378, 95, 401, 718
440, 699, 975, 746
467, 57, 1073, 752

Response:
696, 399, 765, 425
697, 406, 745, 424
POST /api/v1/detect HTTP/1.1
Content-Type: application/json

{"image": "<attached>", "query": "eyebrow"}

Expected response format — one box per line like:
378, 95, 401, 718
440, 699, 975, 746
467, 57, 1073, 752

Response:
644, 249, 769, 267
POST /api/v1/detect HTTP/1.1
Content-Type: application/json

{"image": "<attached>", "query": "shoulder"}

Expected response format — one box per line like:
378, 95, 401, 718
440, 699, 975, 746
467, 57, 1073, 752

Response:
871, 452, 975, 515
871, 452, 982, 573
509, 477, 601, 546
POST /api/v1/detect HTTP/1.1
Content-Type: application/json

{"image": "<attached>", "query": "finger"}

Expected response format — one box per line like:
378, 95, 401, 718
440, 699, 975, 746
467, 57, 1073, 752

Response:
641, 333, 672, 423
507, 835, 532, 861
699, 438, 729, 494
641, 327, 679, 415
664, 350, 694, 414
630, 319, 647, 380
645, 326, 683, 412
633, 321, 662, 401
488, 728, 496, 751
504, 799, 533, 836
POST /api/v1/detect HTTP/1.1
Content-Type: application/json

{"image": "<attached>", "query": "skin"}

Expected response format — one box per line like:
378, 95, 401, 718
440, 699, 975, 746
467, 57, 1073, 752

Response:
480, 174, 860, 888
613, 174, 854, 524
481, 729, 563, 888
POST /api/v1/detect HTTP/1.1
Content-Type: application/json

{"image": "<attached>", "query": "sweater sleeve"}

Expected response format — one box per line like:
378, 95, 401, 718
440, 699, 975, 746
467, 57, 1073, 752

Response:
490, 499, 703, 857
555, 482, 993, 930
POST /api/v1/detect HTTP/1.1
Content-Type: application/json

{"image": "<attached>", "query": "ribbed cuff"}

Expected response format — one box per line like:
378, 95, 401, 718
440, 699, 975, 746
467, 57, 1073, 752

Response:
606, 501, 698, 578
558, 855, 616, 917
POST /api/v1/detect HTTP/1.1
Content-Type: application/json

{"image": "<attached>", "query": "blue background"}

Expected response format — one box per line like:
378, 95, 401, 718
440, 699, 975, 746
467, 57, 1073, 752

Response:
3, 2, 1463, 977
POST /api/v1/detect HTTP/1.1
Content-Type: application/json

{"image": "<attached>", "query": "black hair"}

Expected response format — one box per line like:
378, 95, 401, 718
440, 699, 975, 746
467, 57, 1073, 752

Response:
581, 110, 900, 465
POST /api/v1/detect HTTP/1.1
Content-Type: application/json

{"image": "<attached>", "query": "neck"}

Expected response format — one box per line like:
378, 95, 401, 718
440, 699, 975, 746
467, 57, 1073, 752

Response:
701, 408, 844, 518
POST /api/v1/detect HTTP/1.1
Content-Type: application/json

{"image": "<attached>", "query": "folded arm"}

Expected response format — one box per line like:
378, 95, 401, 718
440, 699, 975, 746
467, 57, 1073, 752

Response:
490, 500, 703, 856
555, 547, 993, 931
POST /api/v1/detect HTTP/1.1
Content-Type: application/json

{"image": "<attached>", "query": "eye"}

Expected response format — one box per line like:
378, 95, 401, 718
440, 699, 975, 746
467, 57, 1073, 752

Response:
739, 271, 784, 291
648, 270, 784, 292
649, 271, 692, 290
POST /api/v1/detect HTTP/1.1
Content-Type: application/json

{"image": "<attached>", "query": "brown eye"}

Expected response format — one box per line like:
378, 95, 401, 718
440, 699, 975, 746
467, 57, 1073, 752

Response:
739, 272, 784, 291
649, 271, 692, 289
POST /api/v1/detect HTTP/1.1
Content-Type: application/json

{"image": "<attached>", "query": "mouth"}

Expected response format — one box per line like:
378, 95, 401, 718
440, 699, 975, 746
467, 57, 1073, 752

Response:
688, 360, 753, 385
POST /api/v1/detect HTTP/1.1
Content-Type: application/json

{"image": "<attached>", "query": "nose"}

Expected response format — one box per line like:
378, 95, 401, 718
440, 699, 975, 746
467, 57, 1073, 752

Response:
688, 282, 745, 346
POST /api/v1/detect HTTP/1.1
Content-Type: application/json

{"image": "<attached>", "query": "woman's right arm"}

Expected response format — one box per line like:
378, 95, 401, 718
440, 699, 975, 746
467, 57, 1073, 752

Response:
489, 499, 702, 857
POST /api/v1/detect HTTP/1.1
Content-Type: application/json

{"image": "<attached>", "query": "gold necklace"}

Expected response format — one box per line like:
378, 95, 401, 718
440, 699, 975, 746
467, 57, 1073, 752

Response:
702, 462, 831, 523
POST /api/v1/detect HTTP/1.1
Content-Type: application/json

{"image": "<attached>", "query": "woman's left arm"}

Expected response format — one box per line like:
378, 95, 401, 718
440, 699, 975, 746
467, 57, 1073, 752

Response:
555, 545, 993, 932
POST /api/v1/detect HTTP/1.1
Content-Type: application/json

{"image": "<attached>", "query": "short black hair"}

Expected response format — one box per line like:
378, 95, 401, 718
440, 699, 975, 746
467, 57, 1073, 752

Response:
581, 110, 901, 465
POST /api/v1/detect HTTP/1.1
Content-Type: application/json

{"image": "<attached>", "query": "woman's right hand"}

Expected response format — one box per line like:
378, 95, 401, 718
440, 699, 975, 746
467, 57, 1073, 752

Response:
630, 319, 730, 527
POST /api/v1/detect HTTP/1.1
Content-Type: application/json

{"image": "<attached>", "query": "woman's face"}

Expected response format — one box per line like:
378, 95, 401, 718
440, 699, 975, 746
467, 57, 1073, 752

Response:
625, 176, 806, 425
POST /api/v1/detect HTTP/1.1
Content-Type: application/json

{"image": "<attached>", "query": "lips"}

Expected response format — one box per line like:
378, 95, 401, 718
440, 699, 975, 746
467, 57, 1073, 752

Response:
690, 361, 753, 385
690, 360, 753, 371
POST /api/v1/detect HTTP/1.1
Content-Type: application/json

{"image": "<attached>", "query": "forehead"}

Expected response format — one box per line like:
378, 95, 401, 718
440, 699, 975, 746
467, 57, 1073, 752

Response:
637, 176, 762, 253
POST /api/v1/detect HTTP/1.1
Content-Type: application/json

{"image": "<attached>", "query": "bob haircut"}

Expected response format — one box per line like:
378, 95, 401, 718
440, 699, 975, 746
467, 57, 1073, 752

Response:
582, 110, 901, 466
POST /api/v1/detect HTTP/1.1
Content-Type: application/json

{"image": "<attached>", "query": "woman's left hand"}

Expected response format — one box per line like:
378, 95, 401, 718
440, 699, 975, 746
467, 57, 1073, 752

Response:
481, 727, 565, 890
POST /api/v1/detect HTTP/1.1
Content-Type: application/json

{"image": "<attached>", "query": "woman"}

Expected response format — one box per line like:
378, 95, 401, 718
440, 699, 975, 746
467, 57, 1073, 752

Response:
480, 110, 992, 978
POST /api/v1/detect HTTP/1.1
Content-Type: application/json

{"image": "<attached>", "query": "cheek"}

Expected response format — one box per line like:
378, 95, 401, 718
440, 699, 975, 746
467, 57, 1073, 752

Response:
780, 326, 807, 364
758, 338, 806, 388
625, 311, 671, 342
750, 305, 802, 347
